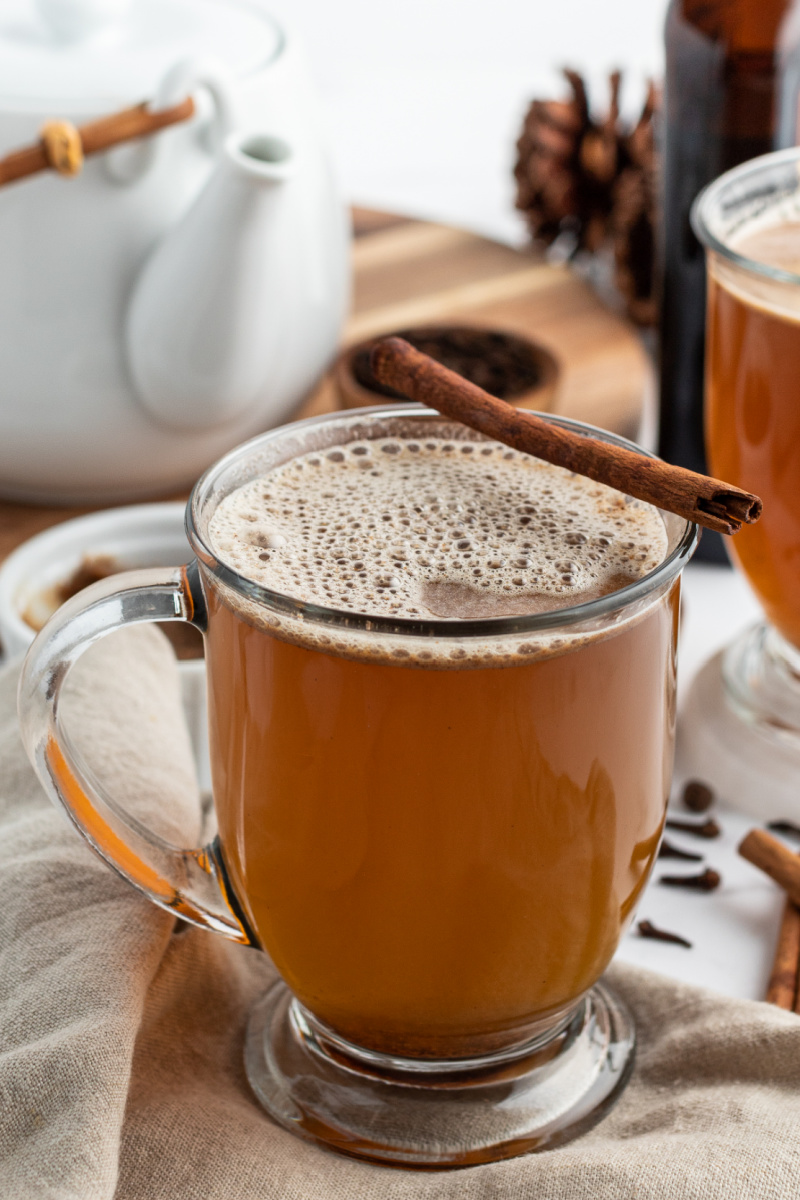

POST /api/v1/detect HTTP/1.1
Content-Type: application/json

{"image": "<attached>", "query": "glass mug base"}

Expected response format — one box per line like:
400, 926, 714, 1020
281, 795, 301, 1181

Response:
723, 622, 800, 748
243, 978, 635, 1168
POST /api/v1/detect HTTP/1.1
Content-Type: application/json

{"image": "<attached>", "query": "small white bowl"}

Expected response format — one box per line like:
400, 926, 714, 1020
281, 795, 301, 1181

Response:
0, 503, 190, 660
0, 502, 211, 796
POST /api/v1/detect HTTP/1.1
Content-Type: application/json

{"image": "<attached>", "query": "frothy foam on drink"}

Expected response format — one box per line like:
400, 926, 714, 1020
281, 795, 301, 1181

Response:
208, 438, 667, 622
713, 220, 800, 323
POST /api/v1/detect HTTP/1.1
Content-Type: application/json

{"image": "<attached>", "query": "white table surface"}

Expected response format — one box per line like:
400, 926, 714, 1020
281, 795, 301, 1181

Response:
265, 0, 788, 1003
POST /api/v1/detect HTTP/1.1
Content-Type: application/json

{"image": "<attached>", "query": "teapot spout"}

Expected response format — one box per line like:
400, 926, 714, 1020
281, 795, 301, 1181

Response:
126, 131, 297, 431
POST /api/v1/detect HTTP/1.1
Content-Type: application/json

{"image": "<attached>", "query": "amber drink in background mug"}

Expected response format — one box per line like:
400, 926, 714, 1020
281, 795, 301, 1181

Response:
18, 408, 696, 1167
694, 149, 800, 742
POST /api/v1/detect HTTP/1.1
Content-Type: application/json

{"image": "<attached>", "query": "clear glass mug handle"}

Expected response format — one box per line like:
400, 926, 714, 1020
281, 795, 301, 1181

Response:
17, 561, 253, 944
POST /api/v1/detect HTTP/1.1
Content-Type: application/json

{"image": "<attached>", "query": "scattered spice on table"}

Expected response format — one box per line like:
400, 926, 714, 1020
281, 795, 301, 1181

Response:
739, 829, 800, 907
665, 817, 722, 839
637, 919, 692, 948
766, 898, 800, 1010
682, 780, 714, 813
659, 868, 721, 892
767, 820, 800, 842
658, 838, 703, 862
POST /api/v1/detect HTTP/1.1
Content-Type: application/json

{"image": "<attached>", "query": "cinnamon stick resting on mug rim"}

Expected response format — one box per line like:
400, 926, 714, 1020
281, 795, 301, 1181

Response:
370, 337, 762, 536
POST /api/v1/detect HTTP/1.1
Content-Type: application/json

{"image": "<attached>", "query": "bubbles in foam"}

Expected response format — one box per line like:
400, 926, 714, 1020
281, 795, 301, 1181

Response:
208, 438, 668, 622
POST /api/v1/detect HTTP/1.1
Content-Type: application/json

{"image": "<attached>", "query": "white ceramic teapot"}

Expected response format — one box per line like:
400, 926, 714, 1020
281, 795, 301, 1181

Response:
0, 0, 350, 502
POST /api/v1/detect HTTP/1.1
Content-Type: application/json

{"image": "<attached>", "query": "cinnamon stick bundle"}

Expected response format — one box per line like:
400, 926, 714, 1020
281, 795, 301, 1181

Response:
739, 829, 800, 907
739, 829, 800, 1010
370, 337, 762, 536
0, 97, 195, 187
766, 898, 800, 1010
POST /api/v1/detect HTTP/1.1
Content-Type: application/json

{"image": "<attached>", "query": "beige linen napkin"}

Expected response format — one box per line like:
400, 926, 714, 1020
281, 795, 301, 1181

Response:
2, 628, 800, 1199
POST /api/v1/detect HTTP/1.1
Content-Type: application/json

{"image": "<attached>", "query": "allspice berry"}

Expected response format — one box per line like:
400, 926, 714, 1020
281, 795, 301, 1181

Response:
683, 779, 714, 813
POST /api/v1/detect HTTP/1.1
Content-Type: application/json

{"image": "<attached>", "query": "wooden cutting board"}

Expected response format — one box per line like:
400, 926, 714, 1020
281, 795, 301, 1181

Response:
0, 208, 650, 565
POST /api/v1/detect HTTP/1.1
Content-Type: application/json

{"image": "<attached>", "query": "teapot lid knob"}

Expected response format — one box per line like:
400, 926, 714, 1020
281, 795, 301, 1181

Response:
36, 0, 134, 42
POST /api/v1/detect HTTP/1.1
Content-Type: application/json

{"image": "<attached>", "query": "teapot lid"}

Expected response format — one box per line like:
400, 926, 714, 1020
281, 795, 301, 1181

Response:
0, 0, 282, 109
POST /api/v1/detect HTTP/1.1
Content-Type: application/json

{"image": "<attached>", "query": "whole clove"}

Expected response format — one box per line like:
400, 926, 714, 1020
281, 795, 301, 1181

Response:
659, 868, 721, 892
658, 838, 703, 862
682, 780, 714, 813
767, 821, 800, 842
665, 817, 721, 839
637, 919, 692, 948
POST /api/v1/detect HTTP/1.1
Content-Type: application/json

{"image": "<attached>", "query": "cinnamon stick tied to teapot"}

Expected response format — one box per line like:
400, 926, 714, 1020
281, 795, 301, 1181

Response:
370, 336, 762, 536
0, 97, 195, 187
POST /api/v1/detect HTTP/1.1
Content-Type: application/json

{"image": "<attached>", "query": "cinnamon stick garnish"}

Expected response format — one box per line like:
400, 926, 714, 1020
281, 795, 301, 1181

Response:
370, 337, 762, 535
0, 97, 195, 187
738, 829, 800, 907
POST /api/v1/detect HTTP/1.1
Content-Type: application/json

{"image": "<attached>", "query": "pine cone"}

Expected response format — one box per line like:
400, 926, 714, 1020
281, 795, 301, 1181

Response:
611, 82, 659, 326
514, 70, 658, 326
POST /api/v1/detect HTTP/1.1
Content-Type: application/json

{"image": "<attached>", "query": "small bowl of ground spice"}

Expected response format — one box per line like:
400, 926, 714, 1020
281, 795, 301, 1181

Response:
0, 504, 202, 663
333, 325, 560, 412
0, 504, 211, 793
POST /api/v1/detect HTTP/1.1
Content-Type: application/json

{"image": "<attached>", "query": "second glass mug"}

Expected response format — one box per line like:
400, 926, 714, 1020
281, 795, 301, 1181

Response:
18, 407, 696, 1167
694, 149, 800, 743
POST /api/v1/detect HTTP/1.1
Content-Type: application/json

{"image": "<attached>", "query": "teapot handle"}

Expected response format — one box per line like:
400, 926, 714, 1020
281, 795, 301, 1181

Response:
105, 57, 241, 185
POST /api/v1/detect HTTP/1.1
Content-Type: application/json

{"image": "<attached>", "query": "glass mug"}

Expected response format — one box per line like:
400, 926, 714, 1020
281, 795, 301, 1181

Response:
694, 150, 800, 743
18, 408, 696, 1167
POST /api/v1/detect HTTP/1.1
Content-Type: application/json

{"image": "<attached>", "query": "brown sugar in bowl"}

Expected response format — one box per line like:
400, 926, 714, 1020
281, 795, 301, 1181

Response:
333, 325, 560, 412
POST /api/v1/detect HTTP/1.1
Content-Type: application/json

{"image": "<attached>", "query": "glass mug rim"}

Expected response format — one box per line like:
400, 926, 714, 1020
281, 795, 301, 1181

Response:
692, 146, 800, 287
186, 404, 697, 642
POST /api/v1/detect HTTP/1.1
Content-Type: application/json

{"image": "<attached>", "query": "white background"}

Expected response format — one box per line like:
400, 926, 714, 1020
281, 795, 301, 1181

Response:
270, 0, 669, 242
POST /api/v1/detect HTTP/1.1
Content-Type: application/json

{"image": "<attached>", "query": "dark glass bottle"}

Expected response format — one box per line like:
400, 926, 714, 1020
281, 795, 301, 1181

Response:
659, 0, 791, 562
